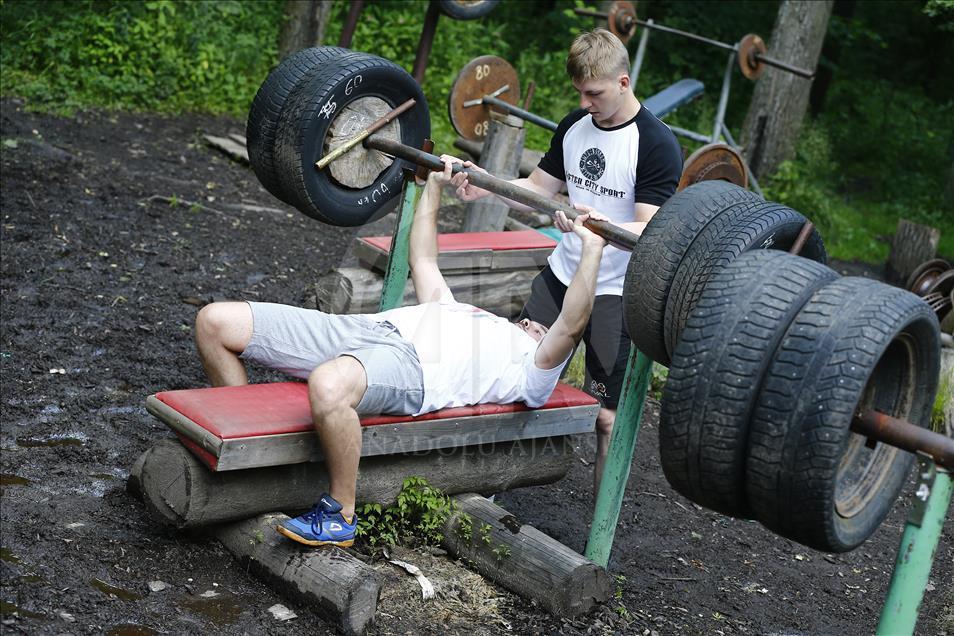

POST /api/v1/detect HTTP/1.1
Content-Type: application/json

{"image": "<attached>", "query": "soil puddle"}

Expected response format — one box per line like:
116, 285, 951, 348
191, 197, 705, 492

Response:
90, 578, 144, 601
0, 473, 32, 487
16, 435, 84, 448
106, 624, 158, 636
180, 593, 244, 626
0, 547, 22, 564
0, 600, 45, 619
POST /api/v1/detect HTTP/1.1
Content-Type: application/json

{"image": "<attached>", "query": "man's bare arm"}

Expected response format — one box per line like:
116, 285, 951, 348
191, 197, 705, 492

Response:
408, 162, 454, 304
534, 212, 608, 370
450, 162, 565, 214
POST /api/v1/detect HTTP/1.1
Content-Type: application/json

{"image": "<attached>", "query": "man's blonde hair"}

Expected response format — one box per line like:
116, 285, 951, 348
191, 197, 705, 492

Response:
566, 29, 630, 82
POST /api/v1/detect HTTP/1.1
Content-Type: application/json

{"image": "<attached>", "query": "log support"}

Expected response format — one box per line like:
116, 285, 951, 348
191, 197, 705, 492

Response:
462, 112, 526, 232
441, 493, 613, 618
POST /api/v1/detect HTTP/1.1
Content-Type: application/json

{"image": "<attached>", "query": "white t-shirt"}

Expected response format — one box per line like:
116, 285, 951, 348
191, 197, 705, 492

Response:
372, 301, 565, 415
537, 108, 682, 295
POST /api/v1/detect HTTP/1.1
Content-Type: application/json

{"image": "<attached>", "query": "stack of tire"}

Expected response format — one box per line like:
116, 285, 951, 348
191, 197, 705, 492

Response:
246, 46, 430, 226
623, 182, 942, 553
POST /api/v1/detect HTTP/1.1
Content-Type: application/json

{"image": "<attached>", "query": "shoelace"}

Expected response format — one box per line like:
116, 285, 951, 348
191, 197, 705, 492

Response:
302, 503, 328, 538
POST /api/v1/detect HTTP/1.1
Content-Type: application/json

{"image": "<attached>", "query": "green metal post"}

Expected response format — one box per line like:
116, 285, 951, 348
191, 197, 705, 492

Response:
584, 345, 654, 567
876, 461, 952, 635
378, 180, 421, 312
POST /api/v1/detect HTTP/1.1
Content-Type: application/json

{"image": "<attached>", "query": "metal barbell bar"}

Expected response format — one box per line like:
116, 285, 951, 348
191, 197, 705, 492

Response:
575, 4, 814, 79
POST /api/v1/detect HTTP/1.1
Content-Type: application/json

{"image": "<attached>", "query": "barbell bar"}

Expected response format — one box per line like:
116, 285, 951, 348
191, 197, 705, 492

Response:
575, 2, 814, 79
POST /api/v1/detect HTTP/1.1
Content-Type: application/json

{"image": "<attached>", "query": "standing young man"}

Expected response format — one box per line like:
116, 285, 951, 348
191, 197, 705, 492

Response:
449, 29, 683, 494
193, 159, 609, 547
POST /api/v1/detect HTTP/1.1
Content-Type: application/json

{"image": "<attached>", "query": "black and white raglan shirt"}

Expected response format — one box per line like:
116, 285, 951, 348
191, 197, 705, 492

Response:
537, 107, 682, 295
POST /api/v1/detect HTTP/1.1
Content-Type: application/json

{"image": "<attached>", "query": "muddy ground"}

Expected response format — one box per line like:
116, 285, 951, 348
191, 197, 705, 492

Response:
1, 98, 951, 635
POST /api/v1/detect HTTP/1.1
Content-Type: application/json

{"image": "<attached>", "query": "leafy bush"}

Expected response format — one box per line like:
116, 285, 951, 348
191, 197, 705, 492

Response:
355, 476, 456, 549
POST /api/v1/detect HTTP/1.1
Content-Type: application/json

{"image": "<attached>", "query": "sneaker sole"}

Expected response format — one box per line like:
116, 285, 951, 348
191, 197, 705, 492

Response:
275, 524, 354, 548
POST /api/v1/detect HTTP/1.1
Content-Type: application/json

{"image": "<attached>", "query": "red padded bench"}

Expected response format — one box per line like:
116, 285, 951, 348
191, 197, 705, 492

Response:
355, 230, 556, 274
146, 382, 599, 472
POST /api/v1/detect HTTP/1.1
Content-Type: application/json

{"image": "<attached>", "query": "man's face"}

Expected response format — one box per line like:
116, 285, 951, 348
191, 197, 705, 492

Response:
515, 318, 549, 342
572, 75, 627, 126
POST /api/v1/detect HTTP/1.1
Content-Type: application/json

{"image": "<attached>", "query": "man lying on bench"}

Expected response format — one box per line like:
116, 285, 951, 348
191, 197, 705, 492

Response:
192, 157, 608, 548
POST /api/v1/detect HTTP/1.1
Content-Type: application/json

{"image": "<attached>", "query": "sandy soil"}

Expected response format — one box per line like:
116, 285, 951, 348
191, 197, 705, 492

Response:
1, 98, 951, 635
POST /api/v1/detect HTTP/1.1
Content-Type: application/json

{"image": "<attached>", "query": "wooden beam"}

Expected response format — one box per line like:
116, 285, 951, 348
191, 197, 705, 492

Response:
314, 267, 540, 317
216, 513, 379, 636
132, 436, 575, 529
442, 493, 613, 617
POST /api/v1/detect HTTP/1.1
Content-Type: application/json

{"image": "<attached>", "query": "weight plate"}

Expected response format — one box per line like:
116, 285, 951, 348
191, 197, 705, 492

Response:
747, 278, 941, 552
439, 0, 500, 20
448, 55, 520, 142
925, 268, 954, 297
677, 143, 748, 191
607, 1, 637, 45
325, 96, 402, 189
737, 33, 767, 80
905, 258, 951, 296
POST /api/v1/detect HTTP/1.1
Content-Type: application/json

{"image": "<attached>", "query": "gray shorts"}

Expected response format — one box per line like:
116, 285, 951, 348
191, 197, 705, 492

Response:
240, 302, 424, 416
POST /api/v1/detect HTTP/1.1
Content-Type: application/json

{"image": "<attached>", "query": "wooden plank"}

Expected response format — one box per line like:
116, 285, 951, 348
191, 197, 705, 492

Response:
216, 513, 379, 636
146, 395, 223, 457
354, 238, 494, 273
213, 403, 598, 471
442, 493, 612, 617
132, 436, 575, 528
315, 267, 539, 316
227, 132, 247, 147
203, 134, 249, 164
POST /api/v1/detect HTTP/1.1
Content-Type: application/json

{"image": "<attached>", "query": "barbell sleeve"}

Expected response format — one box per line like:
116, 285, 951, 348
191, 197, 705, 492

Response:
364, 135, 641, 252
481, 96, 558, 132
851, 410, 954, 470
752, 53, 815, 79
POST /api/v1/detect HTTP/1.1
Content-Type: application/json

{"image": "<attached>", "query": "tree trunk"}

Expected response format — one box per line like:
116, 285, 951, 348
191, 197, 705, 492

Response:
463, 112, 527, 232
278, 0, 333, 61
740, 0, 834, 179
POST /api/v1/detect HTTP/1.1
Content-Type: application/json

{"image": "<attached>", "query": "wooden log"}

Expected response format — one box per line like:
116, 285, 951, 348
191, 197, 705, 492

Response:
315, 267, 538, 316
887, 219, 941, 284
463, 112, 526, 233
135, 436, 574, 529
203, 134, 248, 164
441, 493, 613, 618
454, 136, 543, 179
216, 513, 379, 636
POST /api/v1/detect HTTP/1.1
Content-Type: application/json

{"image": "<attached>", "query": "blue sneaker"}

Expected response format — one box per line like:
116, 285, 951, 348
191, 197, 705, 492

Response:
277, 494, 357, 547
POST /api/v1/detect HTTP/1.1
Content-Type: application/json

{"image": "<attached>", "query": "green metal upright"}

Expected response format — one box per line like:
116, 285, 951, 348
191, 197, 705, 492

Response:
378, 180, 421, 312
877, 460, 953, 635
584, 345, 654, 567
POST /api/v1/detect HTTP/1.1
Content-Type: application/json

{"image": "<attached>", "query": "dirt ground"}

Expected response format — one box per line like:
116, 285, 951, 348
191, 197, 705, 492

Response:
1, 98, 951, 635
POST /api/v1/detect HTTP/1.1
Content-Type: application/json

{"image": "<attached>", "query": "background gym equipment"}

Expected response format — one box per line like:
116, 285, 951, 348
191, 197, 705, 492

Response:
447, 55, 747, 192
242, 47, 951, 631
577, 0, 816, 196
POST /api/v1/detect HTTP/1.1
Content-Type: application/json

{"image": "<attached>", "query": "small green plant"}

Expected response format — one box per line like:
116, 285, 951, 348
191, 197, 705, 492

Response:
355, 476, 456, 549
455, 512, 473, 543
478, 522, 493, 546
649, 363, 668, 400
491, 543, 511, 563
613, 574, 630, 619
932, 364, 953, 433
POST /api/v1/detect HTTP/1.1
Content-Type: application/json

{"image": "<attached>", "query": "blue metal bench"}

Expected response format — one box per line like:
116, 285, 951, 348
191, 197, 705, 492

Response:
642, 78, 704, 119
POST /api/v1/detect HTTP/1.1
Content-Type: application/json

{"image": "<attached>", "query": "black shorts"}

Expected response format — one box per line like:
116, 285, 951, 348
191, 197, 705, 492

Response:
518, 266, 630, 410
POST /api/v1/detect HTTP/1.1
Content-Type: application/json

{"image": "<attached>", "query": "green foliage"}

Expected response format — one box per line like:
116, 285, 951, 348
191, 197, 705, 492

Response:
1, 0, 281, 116
355, 476, 456, 549
649, 363, 668, 401
933, 363, 953, 432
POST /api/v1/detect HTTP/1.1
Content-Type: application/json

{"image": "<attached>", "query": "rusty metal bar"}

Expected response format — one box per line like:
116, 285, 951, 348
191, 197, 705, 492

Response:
412, 0, 441, 84
315, 98, 417, 170
338, 0, 365, 48
364, 135, 641, 252
574, 7, 813, 78
788, 221, 815, 255
522, 80, 536, 112
851, 410, 954, 470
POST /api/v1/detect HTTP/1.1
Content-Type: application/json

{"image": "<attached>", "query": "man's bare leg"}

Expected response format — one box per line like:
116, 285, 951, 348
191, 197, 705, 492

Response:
194, 302, 253, 386
594, 406, 617, 498
308, 356, 368, 521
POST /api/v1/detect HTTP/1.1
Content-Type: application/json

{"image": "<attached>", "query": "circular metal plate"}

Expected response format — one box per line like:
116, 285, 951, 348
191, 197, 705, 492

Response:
925, 267, 954, 297
448, 55, 520, 142
906, 258, 951, 296
738, 33, 767, 80
924, 291, 953, 319
677, 143, 748, 191
607, 1, 637, 45
324, 96, 401, 189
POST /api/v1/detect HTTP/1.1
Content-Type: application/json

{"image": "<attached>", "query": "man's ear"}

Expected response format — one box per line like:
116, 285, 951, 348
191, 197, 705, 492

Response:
619, 73, 631, 91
